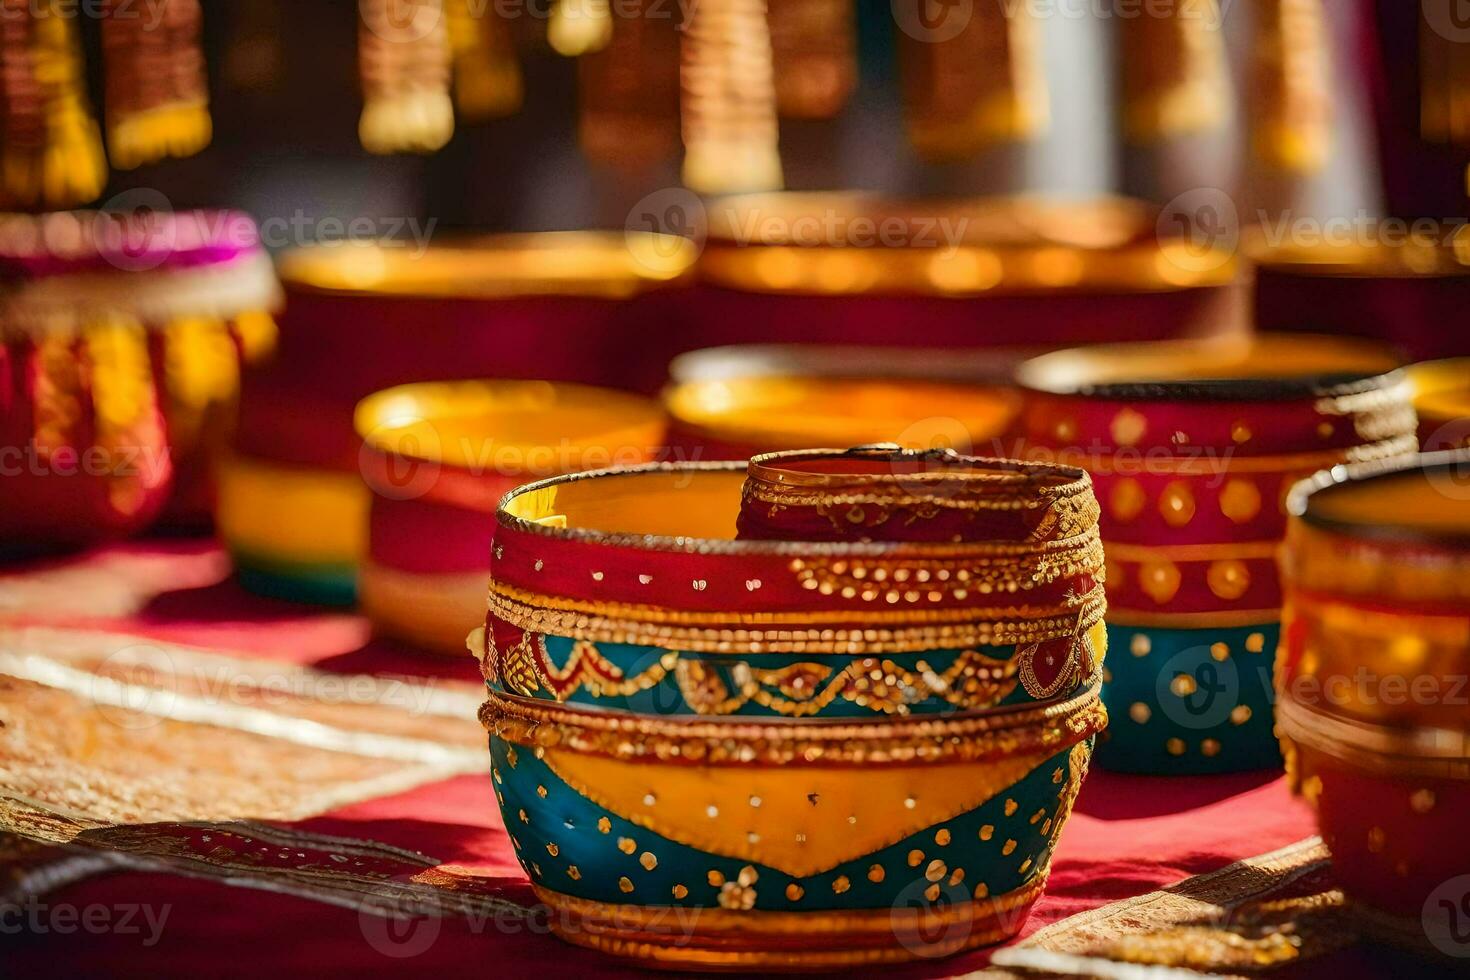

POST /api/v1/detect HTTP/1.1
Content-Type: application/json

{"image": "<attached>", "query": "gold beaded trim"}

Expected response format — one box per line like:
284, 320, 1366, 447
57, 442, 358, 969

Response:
486, 583, 1107, 654
788, 543, 1103, 600
481, 679, 1106, 766
1276, 696, 1470, 780
744, 483, 1101, 542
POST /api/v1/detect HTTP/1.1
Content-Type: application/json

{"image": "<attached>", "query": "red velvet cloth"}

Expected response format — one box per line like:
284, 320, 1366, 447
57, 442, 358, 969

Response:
0, 540, 1453, 978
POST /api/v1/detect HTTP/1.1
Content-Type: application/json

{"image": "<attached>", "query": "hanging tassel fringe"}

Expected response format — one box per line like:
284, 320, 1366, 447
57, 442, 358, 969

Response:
898, 0, 1048, 162
0, 0, 107, 210
680, 0, 784, 193
359, 0, 455, 154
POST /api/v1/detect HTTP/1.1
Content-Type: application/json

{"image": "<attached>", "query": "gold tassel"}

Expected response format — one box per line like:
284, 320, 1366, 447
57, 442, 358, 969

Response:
1120, 0, 1231, 142
359, 0, 455, 154
1251, 0, 1332, 173
680, 0, 784, 193
102, 0, 213, 170
445, 0, 522, 120
0, 0, 107, 210
767, 0, 856, 119
577, 0, 681, 169
898, 0, 1048, 161
549, 0, 613, 57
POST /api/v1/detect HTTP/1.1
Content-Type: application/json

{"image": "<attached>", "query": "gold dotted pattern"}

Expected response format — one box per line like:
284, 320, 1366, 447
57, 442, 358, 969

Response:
1109, 478, 1146, 523
1158, 480, 1196, 527
1207, 559, 1251, 601
1140, 560, 1182, 603
1219, 478, 1262, 524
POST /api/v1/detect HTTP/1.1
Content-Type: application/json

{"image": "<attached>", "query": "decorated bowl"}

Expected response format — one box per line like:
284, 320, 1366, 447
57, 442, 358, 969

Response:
355, 379, 664, 654
1250, 225, 1470, 362
737, 447, 1098, 545
689, 193, 1240, 354
474, 460, 1107, 968
226, 232, 693, 603
1276, 452, 1470, 953
0, 209, 280, 546
1016, 335, 1417, 774
664, 343, 1022, 461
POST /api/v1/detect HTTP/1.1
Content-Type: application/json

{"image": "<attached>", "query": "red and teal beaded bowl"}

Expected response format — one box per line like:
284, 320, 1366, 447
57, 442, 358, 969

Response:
474, 460, 1107, 969
1016, 334, 1416, 774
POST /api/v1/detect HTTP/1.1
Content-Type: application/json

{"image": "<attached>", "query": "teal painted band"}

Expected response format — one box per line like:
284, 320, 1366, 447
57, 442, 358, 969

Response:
1096, 620, 1282, 775
233, 556, 358, 607
489, 632, 1086, 719
491, 736, 1086, 912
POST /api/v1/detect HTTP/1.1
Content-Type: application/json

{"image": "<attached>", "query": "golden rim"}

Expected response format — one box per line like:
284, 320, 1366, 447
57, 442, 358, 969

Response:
1245, 222, 1470, 279
1277, 696, 1470, 780
278, 232, 697, 300
482, 679, 1105, 766
1287, 450, 1470, 549
485, 583, 1108, 654
747, 447, 1091, 493
527, 876, 1044, 968
699, 193, 1236, 295
353, 378, 665, 472
1016, 334, 1405, 401
496, 460, 1115, 559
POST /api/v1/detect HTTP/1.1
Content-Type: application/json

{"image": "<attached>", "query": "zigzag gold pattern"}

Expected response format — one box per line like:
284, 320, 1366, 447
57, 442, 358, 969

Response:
497, 631, 1024, 716
672, 649, 1019, 717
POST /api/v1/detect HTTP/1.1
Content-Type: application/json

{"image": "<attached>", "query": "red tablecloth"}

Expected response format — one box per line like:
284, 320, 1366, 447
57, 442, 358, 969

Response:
0, 541, 1459, 977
